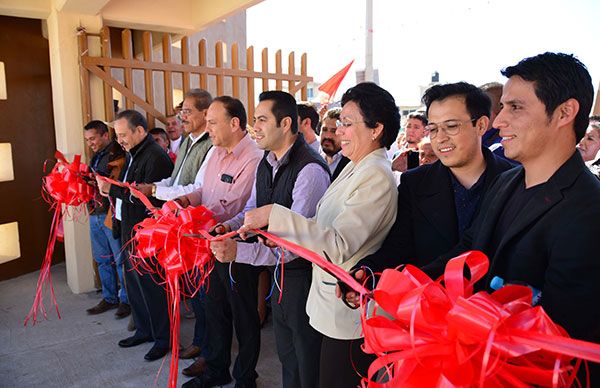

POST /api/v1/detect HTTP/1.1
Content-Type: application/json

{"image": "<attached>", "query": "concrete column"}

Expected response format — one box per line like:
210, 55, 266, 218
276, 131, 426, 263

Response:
46, 9, 103, 293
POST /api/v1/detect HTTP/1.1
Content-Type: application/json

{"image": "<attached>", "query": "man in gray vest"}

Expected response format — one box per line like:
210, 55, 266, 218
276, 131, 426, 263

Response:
136, 89, 213, 200
204, 91, 330, 388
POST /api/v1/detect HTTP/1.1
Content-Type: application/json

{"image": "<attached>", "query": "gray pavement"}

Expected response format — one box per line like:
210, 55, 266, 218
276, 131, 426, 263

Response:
0, 263, 281, 387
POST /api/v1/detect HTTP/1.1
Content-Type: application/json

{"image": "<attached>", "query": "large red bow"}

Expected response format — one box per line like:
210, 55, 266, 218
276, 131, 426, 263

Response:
359, 251, 600, 387
25, 151, 95, 326
97, 176, 217, 388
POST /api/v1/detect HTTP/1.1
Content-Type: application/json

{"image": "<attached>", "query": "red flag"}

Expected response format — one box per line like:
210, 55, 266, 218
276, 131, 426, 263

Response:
318, 60, 354, 102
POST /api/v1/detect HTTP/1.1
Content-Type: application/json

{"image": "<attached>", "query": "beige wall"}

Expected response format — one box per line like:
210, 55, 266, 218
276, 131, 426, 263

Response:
0, 0, 260, 293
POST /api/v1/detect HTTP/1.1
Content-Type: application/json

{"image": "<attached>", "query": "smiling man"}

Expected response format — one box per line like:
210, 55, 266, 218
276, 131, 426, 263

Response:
424, 53, 600, 378
353, 82, 513, 277
319, 107, 350, 180
204, 91, 330, 388
96, 110, 174, 362
135, 89, 213, 201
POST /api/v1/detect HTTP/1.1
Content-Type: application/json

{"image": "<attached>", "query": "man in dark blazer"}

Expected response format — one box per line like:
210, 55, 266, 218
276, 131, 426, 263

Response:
354, 82, 514, 277
320, 107, 350, 181
424, 53, 600, 378
97, 109, 174, 362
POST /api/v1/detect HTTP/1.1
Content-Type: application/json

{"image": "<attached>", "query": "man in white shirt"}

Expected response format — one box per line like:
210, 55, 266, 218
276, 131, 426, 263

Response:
136, 89, 213, 200
297, 102, 322, 153
166, 113, 184, 154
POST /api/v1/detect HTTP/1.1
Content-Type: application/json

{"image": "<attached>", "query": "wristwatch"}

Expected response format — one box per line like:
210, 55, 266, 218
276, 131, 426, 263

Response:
151, 184, 156, 197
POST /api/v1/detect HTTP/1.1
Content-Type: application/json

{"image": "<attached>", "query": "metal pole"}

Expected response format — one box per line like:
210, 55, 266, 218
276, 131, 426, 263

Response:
365, 0, 374, 82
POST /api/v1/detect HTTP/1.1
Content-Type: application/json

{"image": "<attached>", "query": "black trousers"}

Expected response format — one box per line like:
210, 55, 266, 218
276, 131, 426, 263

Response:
204, 261, 262, 384
271, 268, 322, 388
318, 336, 375, 388
122, 243, 170, 348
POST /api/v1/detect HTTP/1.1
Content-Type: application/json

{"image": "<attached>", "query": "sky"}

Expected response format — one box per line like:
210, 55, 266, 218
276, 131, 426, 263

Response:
247, 0, 600, 107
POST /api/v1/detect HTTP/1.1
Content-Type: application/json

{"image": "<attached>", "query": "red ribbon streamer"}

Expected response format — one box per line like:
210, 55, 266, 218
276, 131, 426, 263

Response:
97, 176, 216, 388
25, 151, 95, 326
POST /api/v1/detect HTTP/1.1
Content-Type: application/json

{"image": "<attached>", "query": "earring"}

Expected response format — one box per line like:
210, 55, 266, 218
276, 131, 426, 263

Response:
372, 136, 376, 141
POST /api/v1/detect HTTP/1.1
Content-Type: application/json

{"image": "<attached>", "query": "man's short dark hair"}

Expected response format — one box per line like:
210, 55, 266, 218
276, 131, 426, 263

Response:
115, 110, 148, 132
422, 82, 491, 122
258, 91, 298, 134
324, 107, 342, 120
341, 82, 400, 149
501, 52, 593, 142
213, 96, 247, 130
297, 103, 320, 131
84, 120, 109, 135
184, 88, 213, 111
407, 112, 428, 126
149, 127, 169, 142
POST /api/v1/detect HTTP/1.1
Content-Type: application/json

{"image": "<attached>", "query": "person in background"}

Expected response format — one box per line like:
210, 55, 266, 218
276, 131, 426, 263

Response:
297, 102, 322, 153
166, 112, 184, 155
149, 127, 176, 162
320, 107, 350, 180
418, 136, 438, 166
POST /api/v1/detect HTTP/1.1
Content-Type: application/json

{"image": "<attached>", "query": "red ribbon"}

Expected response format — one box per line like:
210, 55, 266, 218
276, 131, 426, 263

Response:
97, 176, 216, 388
87, 178, 600, 387
357, 251, 600, 387
25, 151, 95, 326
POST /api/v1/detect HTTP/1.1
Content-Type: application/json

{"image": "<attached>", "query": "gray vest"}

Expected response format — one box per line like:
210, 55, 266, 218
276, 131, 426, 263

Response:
170, 133, 212, 185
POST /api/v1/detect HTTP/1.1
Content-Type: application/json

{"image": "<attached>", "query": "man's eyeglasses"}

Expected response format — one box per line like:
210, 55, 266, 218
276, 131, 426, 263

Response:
180, 108, 194, 115
425, 118, 478, 139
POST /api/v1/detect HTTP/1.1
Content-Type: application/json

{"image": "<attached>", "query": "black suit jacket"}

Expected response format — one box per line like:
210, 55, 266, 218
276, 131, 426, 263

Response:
109, 134, 174, 241
425, 151, 600, 345
358, 147, 514, 273
331, 155, 350, 181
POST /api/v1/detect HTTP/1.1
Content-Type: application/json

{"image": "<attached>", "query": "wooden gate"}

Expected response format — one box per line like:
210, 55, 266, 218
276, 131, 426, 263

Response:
78, 26, 312, 128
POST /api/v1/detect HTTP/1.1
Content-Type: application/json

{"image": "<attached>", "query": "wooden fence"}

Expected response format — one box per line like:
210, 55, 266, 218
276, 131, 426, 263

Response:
78, 26, 312, 128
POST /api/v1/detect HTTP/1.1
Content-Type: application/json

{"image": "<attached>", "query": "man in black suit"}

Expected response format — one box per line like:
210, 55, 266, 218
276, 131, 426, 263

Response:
351, 82, 514, 279
320, 107, 350, 180
97, 109, 174, 362
424, 53, 600, 377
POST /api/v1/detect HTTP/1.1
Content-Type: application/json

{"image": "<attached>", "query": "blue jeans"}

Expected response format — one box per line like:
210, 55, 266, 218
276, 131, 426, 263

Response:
89, 213, 127, 304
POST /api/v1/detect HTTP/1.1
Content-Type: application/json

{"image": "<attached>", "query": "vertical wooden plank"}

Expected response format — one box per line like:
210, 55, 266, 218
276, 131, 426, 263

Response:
142, 31, 155, 128
288, 51, 295, 96
246, 46, 255, 121
121, 29, 134, 110
181, 37, 190, 94
100, 26, 114, 122
78, 29, 91, 126
231, 43, 239, 98
261, 48, 269, 91
301, 53, 308, 101
162, 34, 174, 115
215, 41, 224, 96
198, 39, 207, 89
275, 50, 282, 91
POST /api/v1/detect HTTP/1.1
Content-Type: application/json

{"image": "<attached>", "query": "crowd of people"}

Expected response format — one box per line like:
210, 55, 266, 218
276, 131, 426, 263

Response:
82, 51, 600, 388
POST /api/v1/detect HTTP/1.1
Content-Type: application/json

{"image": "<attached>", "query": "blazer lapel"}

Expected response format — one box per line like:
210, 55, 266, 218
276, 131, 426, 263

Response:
415, 163, 457, 244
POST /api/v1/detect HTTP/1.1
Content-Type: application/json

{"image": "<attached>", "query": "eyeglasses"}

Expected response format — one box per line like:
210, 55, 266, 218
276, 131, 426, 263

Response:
425, 118, 478, 139
336, 120, 366, 128
180, 108, 194, 115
